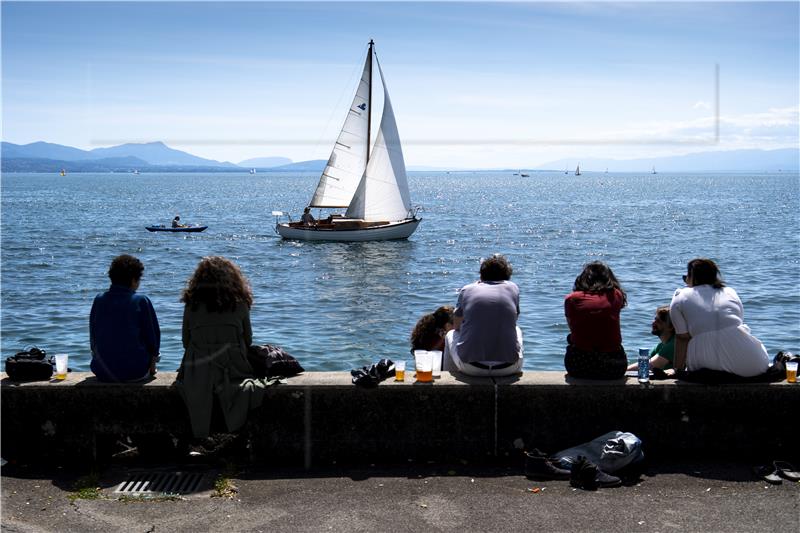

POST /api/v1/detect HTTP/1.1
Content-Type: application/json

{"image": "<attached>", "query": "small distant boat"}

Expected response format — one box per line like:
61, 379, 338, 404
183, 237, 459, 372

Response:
146, 225, 208, 233
520, 172, 530, 177
564, 166, 569, 175
651, 166, 657, 174
605, 168, 608, 174
250, 168, 256, 174
575, 165, 581, 176
133, 169, 140, 175
60, 169, 66, 176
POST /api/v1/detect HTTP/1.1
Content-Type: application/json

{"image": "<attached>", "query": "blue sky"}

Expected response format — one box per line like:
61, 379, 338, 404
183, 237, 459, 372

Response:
2, 1, 798, 167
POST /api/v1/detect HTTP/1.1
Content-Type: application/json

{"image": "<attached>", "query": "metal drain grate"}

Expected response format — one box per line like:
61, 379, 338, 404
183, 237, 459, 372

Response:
113, 471, 207, 496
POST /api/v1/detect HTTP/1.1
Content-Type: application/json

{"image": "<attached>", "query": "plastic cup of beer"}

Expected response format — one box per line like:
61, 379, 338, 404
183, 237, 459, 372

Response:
54, 354, 68, 380
394, 361, 406, 382
414, 350, 433, 383
787, 361, 798, 383
430, 350, 443, 378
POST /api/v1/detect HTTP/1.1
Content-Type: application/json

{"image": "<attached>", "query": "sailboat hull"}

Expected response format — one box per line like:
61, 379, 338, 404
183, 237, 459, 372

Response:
276, 218, 421, 242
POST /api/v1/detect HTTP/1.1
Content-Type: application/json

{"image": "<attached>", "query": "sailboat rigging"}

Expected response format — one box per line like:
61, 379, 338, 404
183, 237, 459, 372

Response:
275, 40, 420, 241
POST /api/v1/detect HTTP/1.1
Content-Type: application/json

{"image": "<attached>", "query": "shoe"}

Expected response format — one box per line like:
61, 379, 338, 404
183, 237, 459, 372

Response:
524, 449, 571, 480
773, 461, 800, 482
754, 465, 782, 484
570, 455, 621, 489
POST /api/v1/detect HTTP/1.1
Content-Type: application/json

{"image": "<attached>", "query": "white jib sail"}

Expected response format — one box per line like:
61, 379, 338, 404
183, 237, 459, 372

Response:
310, 49, 372, 208
346, 59, 411, 222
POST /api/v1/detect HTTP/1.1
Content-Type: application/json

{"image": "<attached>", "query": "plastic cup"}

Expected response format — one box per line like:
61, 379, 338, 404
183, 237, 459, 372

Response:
787, 361, 798, 383
430, 350, 443, 378
414, 350, 433, 383
395, 361, 406, 382
54, 354, 68, 380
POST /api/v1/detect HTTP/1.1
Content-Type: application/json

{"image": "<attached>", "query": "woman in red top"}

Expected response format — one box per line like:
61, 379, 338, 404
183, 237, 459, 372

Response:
564, 261, 627, 379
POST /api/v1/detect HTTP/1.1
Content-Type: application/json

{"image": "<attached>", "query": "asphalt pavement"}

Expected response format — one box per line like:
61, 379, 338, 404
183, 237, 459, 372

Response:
2, 461, 798, 532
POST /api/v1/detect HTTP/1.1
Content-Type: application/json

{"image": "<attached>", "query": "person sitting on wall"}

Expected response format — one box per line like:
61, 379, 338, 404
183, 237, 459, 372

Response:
443, 254, 524, 377
177, 256, 269, 444
564, 261, 627, 380
90, 254, 160, 382
410, 306, 455, 352
669, 258, 768, 377
627, 305, 676, 372
301, 207, 316, 226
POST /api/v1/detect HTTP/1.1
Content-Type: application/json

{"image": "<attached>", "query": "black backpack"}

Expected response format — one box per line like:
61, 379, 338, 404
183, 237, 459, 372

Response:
4, 347, 54, 381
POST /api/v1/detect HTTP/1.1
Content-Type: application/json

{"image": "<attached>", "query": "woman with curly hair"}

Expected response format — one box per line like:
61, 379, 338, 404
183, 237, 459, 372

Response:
410, 306, 454, 352
178, 256, 267, 442
564, 261, 627, 379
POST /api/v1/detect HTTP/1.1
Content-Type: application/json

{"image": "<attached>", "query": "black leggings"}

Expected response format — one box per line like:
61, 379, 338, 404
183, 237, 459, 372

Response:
564, 345, 627, 380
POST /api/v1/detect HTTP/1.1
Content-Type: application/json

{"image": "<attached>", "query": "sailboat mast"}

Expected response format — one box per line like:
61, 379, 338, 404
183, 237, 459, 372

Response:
366, 39, 374, 169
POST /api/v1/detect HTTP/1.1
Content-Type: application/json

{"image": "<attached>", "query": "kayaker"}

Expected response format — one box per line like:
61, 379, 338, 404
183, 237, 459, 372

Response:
172, 215, 186, 228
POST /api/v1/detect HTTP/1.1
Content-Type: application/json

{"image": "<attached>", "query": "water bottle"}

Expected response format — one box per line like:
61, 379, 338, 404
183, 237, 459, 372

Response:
638, 348, 650, 383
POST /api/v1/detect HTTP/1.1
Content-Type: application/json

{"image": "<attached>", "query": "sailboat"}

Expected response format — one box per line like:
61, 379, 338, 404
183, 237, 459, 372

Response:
276, 40, 420, 241
564, 165, 569, 175
651, 166, 657, 174
250, 168, 256, 175
575, 164, 581, 176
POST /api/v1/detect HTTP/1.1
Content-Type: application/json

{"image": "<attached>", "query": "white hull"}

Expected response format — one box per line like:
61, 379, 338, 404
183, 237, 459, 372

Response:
277, 218, 421, 242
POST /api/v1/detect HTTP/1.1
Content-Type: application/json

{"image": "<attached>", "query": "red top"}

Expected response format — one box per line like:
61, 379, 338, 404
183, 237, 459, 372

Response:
564, 289, 624, 352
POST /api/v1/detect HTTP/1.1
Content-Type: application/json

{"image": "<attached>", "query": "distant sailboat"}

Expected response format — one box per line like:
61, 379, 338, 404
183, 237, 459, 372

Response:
651, 166, 657, 174
250, 168, 256, 175
564, 165, 569, 175
575, 165, 581, 176
132, 169, 140, 175
275, 40, 420, 241
520, 170, 530, 177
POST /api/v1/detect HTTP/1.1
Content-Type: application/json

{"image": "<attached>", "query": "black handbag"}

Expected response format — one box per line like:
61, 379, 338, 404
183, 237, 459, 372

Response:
247, 344, 304, 379
5, 347, 54, 381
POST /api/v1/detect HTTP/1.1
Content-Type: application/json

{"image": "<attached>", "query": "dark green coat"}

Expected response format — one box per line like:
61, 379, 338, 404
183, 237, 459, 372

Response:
178, 302, 268, 438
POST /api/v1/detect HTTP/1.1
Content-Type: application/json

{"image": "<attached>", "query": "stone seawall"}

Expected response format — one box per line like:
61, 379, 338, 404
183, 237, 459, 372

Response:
2, 372, 797, 465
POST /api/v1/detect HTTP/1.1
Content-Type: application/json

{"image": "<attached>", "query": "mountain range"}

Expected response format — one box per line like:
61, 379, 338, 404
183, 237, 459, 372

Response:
1, 140, 797, 173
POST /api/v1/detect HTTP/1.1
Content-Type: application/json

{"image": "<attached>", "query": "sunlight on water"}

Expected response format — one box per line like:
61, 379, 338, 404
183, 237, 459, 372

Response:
2, 171, 799, 371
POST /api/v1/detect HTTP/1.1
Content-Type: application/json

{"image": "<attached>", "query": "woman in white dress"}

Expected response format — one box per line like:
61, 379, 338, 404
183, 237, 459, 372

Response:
669, 258, 769, 377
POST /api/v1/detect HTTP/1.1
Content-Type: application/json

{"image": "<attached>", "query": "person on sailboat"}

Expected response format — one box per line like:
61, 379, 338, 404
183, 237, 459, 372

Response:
300, 207, 316, 226
172, 215, 186, 228
443, 255, 524, 377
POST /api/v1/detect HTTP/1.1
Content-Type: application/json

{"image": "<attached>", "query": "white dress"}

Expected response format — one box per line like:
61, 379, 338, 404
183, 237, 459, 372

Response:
669, 285, 769, 377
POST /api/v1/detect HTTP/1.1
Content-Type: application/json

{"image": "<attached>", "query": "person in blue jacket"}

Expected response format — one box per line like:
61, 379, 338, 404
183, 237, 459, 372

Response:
90, 254, 160, 382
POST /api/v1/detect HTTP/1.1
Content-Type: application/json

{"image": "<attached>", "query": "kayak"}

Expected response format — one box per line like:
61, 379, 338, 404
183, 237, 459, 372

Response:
146, 225, 208, 233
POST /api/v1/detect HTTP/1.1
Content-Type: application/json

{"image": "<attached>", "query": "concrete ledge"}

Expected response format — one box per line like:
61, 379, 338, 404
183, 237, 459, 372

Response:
2, 372, 798, 465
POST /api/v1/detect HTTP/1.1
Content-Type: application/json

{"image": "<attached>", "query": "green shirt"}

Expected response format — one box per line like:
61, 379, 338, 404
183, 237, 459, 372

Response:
651, 334, 676, 370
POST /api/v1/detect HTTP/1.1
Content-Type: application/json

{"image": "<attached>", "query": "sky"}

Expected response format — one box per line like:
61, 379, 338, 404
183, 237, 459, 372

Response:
2, 1, 798, 168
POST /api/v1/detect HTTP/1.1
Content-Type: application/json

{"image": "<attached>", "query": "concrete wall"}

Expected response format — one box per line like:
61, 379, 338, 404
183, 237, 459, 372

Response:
2, 372, 797, 465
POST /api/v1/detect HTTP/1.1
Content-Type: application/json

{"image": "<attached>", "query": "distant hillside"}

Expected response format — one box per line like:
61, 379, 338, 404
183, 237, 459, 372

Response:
539, 148, 800, 172
238, 156, 292, 168
2, 156, 150, 173
267, 159, 326, 172
2, 141, 237, 169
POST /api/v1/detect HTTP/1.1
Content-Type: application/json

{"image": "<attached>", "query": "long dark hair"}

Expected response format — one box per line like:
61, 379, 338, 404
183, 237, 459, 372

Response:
687, 258, 725, 288
573, 261, 627, 307
181, 256, 254, 312
410, 314, 440, 351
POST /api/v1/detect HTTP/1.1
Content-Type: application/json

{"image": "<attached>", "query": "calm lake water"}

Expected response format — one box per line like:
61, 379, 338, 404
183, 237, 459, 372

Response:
2, 171, 799, 372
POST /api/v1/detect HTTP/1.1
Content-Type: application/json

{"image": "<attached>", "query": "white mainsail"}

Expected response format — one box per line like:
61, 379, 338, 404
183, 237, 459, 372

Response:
345, 58, 411, 222
309, 50, 372, 208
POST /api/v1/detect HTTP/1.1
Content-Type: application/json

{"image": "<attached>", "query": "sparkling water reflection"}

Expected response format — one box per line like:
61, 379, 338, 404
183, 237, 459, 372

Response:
2, 171, 798, 372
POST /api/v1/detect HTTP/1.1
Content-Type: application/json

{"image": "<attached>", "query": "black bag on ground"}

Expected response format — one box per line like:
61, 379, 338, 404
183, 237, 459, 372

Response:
247, 344, 304, 379
5, 347, 54, 381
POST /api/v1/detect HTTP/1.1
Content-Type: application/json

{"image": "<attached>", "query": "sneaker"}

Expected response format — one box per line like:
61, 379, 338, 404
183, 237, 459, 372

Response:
524, 449, 571, 480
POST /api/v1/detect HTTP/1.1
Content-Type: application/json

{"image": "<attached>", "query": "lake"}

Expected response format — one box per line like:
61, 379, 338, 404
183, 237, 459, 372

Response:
1, 171, 798, 372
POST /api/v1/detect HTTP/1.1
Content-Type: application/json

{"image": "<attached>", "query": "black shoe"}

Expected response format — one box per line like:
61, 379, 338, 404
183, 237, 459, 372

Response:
524, 449, 571, 480
570, 455, 621, 489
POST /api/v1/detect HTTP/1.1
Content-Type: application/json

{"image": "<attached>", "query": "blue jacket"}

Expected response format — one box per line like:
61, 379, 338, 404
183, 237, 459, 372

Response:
90, 284, 160, 382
